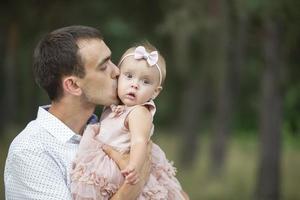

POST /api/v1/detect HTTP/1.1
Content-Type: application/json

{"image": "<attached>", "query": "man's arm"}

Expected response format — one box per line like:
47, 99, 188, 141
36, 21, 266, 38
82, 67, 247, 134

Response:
110, 163, 148, 200
5, 148, 71, 200
102, 142, 152, 200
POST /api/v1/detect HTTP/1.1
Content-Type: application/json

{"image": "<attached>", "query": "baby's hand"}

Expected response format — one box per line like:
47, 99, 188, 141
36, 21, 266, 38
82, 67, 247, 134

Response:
121, 165, 140, 185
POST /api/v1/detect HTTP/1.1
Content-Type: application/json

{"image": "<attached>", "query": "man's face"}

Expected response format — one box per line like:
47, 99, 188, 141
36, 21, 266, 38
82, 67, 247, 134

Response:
77, 39, 119, 106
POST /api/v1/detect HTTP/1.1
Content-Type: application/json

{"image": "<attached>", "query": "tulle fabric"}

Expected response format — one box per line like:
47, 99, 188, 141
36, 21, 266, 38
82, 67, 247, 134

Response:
71, 141, 184, 200
70, 101, 184, 199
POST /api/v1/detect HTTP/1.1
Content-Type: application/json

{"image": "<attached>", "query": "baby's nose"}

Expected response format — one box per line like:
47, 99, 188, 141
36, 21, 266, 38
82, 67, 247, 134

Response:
131, 81, 139, 89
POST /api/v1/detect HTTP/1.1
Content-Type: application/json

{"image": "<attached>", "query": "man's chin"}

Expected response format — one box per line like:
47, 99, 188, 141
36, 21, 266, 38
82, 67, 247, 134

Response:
101, 95, 120, 106
87, 93, 120, 106
111, 96, 121, 105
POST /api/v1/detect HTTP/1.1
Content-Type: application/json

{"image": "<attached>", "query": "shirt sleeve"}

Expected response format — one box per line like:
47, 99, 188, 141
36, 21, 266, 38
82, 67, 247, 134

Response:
5, 148, 72, 200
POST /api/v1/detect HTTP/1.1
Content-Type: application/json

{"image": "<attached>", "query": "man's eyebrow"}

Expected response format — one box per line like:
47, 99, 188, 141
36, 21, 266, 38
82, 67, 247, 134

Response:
98, 55, 111, 67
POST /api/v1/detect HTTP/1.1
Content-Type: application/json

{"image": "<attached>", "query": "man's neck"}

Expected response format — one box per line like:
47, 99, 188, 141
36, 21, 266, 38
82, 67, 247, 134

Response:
48, 98, 95, 135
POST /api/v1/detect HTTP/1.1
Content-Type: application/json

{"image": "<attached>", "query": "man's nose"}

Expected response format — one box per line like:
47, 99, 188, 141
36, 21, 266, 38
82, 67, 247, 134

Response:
111, 62, 120, 79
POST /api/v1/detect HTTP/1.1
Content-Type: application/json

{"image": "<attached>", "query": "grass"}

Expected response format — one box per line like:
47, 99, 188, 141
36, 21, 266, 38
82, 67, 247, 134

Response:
154, 132, 300, 200
1, 129, 300, 199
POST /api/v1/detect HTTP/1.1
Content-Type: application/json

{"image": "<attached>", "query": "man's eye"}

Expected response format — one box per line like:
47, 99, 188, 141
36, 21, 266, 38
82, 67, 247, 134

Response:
100, 64, 107, 71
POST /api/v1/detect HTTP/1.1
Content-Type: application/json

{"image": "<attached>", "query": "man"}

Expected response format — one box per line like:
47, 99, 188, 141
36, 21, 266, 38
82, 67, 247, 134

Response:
4, 25, 151, 200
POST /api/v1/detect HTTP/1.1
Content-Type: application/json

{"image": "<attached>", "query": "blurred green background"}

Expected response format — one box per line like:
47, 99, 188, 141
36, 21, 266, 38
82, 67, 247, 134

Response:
1, 0, 299, 199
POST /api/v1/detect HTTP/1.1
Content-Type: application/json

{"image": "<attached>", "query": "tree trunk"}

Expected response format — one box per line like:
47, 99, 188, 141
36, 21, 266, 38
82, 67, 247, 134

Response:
209, 0, 231, 175
3, 21, 18, 128
255, 18, 282, 200
178, 78, 205, 168
162, 3, 203, 168
210, 0, 248, 175
0, 27, 4, 134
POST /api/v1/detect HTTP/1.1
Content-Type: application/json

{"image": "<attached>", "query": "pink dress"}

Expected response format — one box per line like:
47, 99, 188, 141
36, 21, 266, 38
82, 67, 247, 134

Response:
70, 101, 184, 200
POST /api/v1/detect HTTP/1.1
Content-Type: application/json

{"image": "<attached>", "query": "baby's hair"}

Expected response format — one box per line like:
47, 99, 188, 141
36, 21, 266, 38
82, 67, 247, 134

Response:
120, 41, 167, 86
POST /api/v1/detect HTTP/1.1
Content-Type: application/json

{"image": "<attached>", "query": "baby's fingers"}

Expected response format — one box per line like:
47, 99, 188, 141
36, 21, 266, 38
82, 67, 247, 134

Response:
121, 168, 134, 176
121, 168, 134, 174
125, 172, 139, 185
132, 177, 140, 185
121, 171, 129, 177
125, 177, 139, 185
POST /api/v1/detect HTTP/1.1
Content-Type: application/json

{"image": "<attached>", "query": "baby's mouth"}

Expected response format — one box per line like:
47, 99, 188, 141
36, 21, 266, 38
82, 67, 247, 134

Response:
126, 92, 136, 100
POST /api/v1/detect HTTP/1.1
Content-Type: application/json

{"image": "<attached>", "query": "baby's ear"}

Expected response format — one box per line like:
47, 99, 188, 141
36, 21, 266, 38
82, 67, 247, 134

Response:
152, 86, 163, 100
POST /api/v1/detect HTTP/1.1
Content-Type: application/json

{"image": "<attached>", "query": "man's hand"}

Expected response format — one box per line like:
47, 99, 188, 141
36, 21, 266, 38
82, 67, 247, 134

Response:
102, 141, 153, 200
102, 142, 152, 175
102, 144, 130, 170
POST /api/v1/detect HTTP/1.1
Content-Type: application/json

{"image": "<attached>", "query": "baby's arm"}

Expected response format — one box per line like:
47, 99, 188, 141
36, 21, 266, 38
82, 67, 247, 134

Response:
122, 105, 152, 184
102, 140, 153, 200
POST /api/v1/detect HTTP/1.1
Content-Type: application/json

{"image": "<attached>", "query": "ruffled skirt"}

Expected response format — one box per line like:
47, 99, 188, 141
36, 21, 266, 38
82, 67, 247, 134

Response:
70, 142, 184, 200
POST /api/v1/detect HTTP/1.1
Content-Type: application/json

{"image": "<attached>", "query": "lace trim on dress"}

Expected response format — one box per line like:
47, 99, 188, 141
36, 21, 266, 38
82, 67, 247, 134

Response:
71, 163, 118, 198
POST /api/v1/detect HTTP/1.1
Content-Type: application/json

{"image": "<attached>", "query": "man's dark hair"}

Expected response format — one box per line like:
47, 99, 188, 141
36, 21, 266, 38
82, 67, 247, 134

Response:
33, 25, 103, 101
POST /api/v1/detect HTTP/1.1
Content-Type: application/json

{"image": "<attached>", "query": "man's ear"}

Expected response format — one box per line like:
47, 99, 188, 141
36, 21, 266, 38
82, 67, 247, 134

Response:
62, 76, 82, 96
152, 86, 163, 100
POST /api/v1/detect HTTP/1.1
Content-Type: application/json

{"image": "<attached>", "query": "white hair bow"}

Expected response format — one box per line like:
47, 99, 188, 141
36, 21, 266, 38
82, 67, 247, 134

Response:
118, 45, 162, 86
134, 46, 159, 66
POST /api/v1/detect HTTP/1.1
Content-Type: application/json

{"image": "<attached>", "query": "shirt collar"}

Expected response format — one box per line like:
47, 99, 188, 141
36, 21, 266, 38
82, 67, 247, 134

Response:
36, 105, 98, 143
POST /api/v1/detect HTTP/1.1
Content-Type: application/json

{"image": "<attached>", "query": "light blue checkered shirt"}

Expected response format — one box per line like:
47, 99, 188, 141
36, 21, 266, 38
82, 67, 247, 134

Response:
4, 105, 97, 200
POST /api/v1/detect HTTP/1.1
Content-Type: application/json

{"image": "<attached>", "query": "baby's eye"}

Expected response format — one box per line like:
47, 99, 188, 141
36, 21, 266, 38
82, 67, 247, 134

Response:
143, 79, 150, 84
124, 73, 133, 79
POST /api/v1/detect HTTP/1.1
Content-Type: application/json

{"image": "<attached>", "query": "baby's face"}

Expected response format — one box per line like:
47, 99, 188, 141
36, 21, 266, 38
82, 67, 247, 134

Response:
117, 57, 161, 106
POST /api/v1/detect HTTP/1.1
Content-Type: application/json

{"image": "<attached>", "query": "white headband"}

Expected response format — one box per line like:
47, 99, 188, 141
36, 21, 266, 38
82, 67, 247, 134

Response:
118, 46, 162, 86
